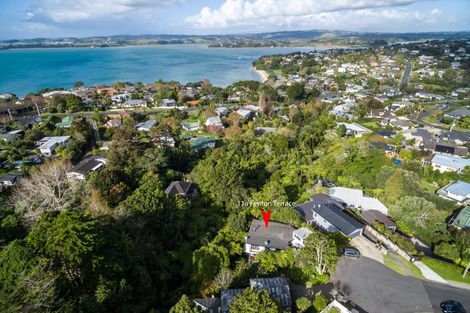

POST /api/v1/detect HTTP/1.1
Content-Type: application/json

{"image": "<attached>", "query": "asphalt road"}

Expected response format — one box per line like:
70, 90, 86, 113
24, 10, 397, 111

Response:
331, 257, 470, 313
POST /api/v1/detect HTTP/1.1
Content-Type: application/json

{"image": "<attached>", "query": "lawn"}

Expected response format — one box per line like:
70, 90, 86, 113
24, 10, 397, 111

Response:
356, 118, 381, 131
422, 257, 470, 285
384, 254, 425, 279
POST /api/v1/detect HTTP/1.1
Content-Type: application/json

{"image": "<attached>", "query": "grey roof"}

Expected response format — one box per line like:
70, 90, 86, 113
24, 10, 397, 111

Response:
439, 131, 470, 143
413, 128, 433, 142
193, 298, 221, 313
70, 156, 105, 176
446, 108, 470, 118
250, 277, 292, 310
423, 141, 468, 156
221, 289, 244, 313
361, 210, 397, 229
378, 130, 396, 137
0, 173, 21, 184
445, 181, 470, 197
164, 181, 195, 196
293, 227, 312, 239
294, 194, 364, 237
246, 220, 295, 250
370, 142, 395, 152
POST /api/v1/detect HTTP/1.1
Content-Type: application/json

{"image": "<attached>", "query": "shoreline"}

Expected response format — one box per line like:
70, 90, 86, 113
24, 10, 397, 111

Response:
253, 67, 269, 83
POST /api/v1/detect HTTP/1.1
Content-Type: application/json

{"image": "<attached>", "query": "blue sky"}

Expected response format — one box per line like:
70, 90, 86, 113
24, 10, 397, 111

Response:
0, 0, 469, 40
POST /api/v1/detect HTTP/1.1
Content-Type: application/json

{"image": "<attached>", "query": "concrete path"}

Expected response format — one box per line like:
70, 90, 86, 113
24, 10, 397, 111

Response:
351, 236, 384, 264
414, 261, 448, 284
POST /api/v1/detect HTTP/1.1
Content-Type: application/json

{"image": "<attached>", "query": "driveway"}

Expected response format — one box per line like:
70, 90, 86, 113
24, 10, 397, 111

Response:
331, 257, 470, 313
350, 236, 384, 264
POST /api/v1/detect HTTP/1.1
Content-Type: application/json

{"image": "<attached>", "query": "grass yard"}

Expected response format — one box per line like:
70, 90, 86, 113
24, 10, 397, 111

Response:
384, 254, 425, 279
422, 257, 470, 285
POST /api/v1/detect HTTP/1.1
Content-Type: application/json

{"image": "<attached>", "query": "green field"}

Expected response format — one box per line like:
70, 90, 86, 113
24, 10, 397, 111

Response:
422, 257, 470, 285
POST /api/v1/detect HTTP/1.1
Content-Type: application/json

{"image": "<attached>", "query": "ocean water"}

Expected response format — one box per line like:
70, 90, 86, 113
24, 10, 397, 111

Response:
0, 45, 318, 96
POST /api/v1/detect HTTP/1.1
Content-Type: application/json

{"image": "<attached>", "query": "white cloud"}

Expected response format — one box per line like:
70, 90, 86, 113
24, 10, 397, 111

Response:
185, 0, 434, 30
27, 0, 184, 23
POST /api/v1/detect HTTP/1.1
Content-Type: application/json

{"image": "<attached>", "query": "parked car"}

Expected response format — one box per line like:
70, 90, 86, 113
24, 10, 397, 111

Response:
342, 247, 360, 258
440, 300, 466, 313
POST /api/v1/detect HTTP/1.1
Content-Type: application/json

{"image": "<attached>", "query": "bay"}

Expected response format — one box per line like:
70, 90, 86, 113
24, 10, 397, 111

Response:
0, 44, 319, 97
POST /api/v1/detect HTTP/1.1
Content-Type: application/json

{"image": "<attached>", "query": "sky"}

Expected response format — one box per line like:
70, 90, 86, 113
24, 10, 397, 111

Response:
0, 0, 469, 40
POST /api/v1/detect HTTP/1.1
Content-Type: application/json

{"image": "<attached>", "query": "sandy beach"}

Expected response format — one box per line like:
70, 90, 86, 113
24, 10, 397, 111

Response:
253, 67, 269, 83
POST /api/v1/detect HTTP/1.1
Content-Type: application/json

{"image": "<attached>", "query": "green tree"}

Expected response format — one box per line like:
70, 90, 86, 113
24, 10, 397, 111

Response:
287, 83, 306, 100
230, 288, 281, 313
299, 231, 338, 275
296, 297, 311, 313
170, 295, 201, 313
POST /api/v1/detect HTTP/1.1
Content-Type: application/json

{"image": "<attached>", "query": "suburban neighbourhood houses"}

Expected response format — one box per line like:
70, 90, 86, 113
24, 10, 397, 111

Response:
423, 154, 470, 173
438, 180, 470, 205
329, 187, 389, 215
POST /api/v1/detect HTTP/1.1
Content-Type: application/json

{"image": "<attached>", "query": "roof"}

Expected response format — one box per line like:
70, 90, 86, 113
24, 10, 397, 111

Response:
451, 206, 470, 229
361, 210, 397, 229
246, 219, 295, 250
423, 141, 468, 157
39, 136, 70, 150
294, 194, 364, 237
164, 181, 194, 196
445, 181, 470, 197
205, 116, 223, 126
0, 173, 21, 184
439, 131, 470, 143
431, 154, 470, 171
337, 122, 371, 133
329, 187, 389, 215
70, 156, 105, 176
55, 116, 74, 127
446, 109, 470, 118
293, 227, 312, 239
135, 120, 157, 131
378, 130, 396, 137
249, 277, 292, 310
193, 298, 221, 313
221, 289, 244, 313
413, 128, 433, 142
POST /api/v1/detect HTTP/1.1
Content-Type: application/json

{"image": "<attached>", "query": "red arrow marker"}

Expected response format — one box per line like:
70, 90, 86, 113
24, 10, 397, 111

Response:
261, 210, 272, 228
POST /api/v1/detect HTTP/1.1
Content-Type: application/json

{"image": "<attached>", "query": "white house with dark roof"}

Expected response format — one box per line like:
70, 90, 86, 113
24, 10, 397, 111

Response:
0, 173, 21, 190
245, 219, 296, 257
294, 194, 364, 238
66, 156, 106, 180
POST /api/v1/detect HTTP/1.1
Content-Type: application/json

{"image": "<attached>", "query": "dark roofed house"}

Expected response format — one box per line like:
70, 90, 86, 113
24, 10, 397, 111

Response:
0, 173, 21, 190
164, 181, 197, 197
250, 277, 292, 312
445, 108, 470, 118
245, 219, 295, 257
423, 141, 468, 157
193, 298, 221, 313
361, 210, 397, 231
66, 156, 106, 180
378, 130, 396, 139
220, 289, 244, 313
294, 194, 364, 238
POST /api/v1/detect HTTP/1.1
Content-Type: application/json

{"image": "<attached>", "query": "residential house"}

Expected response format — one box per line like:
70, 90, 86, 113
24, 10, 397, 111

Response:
403, 128, 434, 146
160, 99, 177, 108
445, 109, 470, 118
38, 136, 71, 156
66, 156, 106, 180
378, 130, 396, 139
205, 116, 225, 133
0, 173, 21, 190
215, 107, 229, 116
291, 227, 313, 248
105, 119, 122, 128
124, 99, 147, 108
450, 206, 470, 230
370, 142, 397, 158
424, 154, 470, 173
329, 187, 389, 215
437, 181, 470, 204
155, 136, 175, 148
193, 298, 221, 313
181, 122, 200, 132
220, 289, 244, 313
336, 123, 371, 138
439, 131, 470, 146
294, 194, 364, 238
249, 277, 292, 312
389, 118, 413, 130
361, 210, 397, 231
236, 109, 253, 120
423, 141, 468, 157
164, 181, 197, 197
0, 130, 24, 143
55, 116, 74, 128
245, 219, 296, 257
190, 137, 217, 151
135, 120, 157, 132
